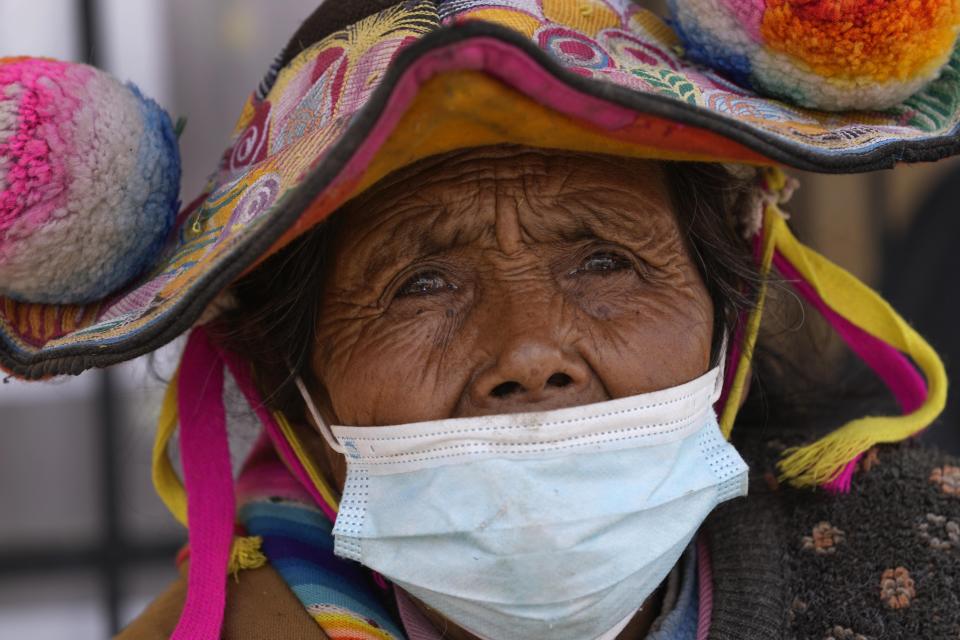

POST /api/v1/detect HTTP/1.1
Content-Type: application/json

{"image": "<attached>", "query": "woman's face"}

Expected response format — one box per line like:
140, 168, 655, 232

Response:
310, 147, 713, 477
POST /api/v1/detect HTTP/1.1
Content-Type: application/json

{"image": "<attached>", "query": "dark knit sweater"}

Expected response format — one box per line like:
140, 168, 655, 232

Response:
705, 438, 960, 640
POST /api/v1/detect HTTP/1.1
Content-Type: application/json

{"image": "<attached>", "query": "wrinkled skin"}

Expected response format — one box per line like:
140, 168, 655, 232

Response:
306, 147, 714, 639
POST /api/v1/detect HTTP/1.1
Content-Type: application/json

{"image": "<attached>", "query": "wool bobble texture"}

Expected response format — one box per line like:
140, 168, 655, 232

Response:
669, 0, 960, 111
0, 58, 180, 304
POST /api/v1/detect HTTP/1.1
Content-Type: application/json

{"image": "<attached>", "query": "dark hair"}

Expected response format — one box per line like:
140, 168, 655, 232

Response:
211, 153, 763, 424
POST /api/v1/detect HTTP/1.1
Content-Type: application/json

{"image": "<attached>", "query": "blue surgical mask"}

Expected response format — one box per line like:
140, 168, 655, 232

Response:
297, 366, 748, 640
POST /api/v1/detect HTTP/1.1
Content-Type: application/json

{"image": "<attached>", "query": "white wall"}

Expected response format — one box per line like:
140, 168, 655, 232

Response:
97, 0, 173, 106
0, 0, 80, 61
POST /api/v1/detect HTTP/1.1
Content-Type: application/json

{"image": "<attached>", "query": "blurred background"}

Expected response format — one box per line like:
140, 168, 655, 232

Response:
0, 1, 322, 638
0, 1, 958, 638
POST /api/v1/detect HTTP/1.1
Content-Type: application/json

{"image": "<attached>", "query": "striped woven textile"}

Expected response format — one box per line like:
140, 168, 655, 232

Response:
238, 440, 406, 640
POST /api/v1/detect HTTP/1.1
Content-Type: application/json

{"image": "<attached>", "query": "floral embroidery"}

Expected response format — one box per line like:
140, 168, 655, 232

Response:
538, 26, 614, 73
823, 626, 868, 640
226, 100, 272, 175
929, 465, 960, 496
802, 521, 845, 555
631, 67, 700, 104
880, 567, 916, 609
917, 513, 960, 551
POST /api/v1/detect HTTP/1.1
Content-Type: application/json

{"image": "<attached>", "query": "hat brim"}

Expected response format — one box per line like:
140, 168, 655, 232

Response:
3, 15, 959, 379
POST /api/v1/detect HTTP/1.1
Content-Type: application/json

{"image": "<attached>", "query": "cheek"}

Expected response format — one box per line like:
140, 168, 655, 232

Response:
313, 299, 472, 426
574, 265, 714, 397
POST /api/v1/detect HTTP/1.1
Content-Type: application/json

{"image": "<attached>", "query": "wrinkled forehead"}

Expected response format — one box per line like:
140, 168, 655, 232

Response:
329, 146, 680, 270
350, 146, 669, 209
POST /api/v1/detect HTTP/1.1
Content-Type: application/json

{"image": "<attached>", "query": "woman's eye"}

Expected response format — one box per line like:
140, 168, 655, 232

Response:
396, 270, 457, 297
573, 251, 633, 275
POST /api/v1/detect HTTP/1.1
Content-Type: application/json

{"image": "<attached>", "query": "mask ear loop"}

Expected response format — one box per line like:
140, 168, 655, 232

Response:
294, 375, 346, 455
288, 374, 394, 591
710, 333, 731, 404
153, 365, 188, 527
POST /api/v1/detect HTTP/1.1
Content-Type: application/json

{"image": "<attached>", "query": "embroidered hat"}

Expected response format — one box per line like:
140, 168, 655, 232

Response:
2, 0, 958, 381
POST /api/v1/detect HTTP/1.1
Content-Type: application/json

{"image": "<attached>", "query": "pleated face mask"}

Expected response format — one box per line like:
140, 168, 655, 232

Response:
297, 365, 748, 640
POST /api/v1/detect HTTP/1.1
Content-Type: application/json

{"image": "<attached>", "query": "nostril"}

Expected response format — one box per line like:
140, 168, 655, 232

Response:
546, 373, 573, 388
490, 381, 524, 398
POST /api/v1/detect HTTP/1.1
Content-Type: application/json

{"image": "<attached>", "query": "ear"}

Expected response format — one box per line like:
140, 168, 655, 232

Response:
0, 57, 180, 304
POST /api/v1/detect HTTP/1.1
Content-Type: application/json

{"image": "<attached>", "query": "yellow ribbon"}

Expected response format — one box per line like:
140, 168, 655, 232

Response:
769, 206, 948, 486
719, 202, 778, 438
721, 173, 947, 486
274, 411, 341, 512
153, 367, 188, 527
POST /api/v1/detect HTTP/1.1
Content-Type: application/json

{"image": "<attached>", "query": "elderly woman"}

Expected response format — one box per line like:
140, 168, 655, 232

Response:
2, 1, 960, 639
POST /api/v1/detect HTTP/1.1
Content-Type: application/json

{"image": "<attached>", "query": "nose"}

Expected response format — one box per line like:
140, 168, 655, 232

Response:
468, 336, 594, 413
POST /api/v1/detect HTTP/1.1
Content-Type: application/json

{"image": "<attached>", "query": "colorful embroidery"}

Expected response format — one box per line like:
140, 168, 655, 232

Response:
891, 46, 960, 131
930, 464, 960, 496
237, 437, 404, 640
240, 499, 405, 640
801, 521, 846, 555
916, 512, 960, 550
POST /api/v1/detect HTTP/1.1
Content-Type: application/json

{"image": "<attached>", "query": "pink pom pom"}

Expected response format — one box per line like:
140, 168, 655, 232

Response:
0, 57, 180, 303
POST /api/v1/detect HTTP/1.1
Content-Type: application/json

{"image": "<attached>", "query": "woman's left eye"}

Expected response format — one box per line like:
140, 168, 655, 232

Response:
572, 251, 634, 275
396, 270, 458, 297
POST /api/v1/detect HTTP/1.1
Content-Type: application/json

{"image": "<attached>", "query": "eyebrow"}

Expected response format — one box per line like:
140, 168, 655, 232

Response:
548, 219, 602, 243
352, 196, 668, 285
358, 211, 480, 285
579, 197, 674, 237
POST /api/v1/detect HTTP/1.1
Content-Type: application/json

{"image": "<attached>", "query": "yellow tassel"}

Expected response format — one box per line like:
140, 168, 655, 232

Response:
778, 426, 888, 486
228, 535, 267, 580
718, 173, 947, 487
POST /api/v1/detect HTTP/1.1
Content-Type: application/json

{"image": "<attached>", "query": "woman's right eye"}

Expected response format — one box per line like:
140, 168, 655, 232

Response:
396, 270, 458, 297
